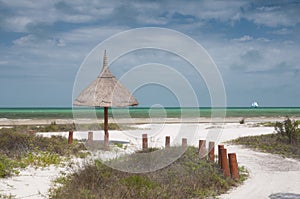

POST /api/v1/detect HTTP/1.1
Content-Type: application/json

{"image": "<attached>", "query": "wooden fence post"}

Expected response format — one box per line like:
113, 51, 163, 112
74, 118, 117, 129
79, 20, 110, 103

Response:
182, 138, 187, 148
218, 145, 224, 166
228, 153, 240, 180
199, 140, 206, 159
165, 136, 170, 148
68, 131, 73, 144
208, 141, 215, 162
220, 148, 230, 177
88, 131, 93, 145
142, 134, 148, 150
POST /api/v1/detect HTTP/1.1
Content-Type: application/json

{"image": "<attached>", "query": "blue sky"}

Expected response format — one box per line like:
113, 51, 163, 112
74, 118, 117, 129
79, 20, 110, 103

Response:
0, 0, 300, 107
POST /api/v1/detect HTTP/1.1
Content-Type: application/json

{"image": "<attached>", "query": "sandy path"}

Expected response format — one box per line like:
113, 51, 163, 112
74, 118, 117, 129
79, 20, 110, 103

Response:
219, 145, 300, 199
0, 166, 65, 199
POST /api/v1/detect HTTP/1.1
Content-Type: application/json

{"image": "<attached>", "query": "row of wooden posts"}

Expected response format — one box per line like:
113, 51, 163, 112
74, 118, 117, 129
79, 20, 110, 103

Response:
143, 134, 239, 180
67, 131, 239, 180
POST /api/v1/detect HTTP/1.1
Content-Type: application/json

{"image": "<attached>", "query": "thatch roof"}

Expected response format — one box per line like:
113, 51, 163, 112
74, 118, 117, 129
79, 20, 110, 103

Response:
73, 50, 138, 107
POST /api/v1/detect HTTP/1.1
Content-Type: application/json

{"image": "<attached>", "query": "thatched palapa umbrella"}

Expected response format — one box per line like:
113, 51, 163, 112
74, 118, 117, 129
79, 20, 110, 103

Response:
73, 50, 138, 149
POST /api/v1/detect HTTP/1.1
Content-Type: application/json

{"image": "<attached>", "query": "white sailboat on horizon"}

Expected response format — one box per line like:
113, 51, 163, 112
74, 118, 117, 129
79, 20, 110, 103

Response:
251, 101, 259, 108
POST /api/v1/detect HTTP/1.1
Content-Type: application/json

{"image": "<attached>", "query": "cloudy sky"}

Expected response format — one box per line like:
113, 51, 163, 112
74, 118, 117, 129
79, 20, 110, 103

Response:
0, 0, 300, 107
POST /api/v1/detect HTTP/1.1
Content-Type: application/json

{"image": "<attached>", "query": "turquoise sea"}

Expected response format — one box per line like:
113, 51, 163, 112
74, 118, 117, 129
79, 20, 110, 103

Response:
0, 107, 300, 119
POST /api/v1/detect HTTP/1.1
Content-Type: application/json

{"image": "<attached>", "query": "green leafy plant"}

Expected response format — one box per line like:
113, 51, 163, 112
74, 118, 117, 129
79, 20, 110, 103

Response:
275, 117, 300, 145
21, 152, 62, 168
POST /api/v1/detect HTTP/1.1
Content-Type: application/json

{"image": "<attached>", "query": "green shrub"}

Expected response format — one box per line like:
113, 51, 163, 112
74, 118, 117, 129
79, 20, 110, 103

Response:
275, 117, 300, 145
0, 155, 21, 178
121, 175, 158, 192
239, 118, 245, 124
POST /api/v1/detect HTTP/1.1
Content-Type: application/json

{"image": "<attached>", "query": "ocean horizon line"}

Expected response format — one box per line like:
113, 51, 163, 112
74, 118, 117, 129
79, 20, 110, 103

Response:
1, 106, 300, 109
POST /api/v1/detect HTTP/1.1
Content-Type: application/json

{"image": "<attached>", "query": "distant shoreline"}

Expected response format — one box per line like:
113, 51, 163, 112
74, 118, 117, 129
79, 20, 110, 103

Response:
1, 116, 299, 126
1, 107, 300, 120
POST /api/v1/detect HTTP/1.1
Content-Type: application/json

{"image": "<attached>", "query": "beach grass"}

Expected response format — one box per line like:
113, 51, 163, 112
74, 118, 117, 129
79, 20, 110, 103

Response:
0, 130, 86, 178
230, 118, 300, 159
0, 122, 136, 133
229, 134, 300, 159
49, 146, 245, 199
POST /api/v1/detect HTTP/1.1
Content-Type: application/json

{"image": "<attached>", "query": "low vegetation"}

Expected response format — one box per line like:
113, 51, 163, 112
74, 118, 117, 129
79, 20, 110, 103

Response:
230, 117, 300, 159
257, 121, 276, 127
0, 193, 15, 199
0, 121, 124, 133
0, 129, 86, 178
49, 147, 246, 199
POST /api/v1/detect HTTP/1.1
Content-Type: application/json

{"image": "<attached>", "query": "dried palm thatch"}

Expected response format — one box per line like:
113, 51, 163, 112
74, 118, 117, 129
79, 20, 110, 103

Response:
73, 50, 138, 107
73, 50, 138, 150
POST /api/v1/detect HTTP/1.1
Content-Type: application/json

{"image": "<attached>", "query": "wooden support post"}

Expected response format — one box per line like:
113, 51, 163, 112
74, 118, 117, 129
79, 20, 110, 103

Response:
182, 138, 187, 148
220, 148, 230, 177
228, 153, 240, 180
142, 134, 148, 150
199, 140, 206, 159
104, 107, 109, 150
165, 136, 170, 148
68, 131, 73, 144
208, 141, 215, 162
218, 145, 224, 166
88, 131, 93, 145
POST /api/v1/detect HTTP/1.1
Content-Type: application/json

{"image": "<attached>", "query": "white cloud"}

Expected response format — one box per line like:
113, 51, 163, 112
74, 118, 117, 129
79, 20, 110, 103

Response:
244, 4, 300, 27
1, 0, 299, 35
12, 34, 35, 46
233, 35, 253, 42
0, 60, 9, 65
4, 17, 33, 32
271, 28, 291, 35
60, 26, 127, 44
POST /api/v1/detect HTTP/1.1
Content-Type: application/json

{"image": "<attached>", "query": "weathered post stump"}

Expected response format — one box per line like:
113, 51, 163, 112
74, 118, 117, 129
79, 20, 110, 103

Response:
228, 153, 240, 180
218, 145, 224, 166
182, 138, 187, 148
199, 140, 206, 159
68, 131, 73, 144
88, 131, 93, 145
165, 136, 170, 148
220, 148, 230, 177
142, 134, 148, 150
208, 141, 215, 162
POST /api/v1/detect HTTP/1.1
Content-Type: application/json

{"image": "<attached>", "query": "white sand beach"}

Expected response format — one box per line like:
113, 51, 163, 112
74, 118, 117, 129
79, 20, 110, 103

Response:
0, 121, 300, 198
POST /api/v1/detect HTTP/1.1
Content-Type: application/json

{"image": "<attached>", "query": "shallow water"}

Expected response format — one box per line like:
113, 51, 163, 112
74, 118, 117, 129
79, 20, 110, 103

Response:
0, 107, 300, 119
